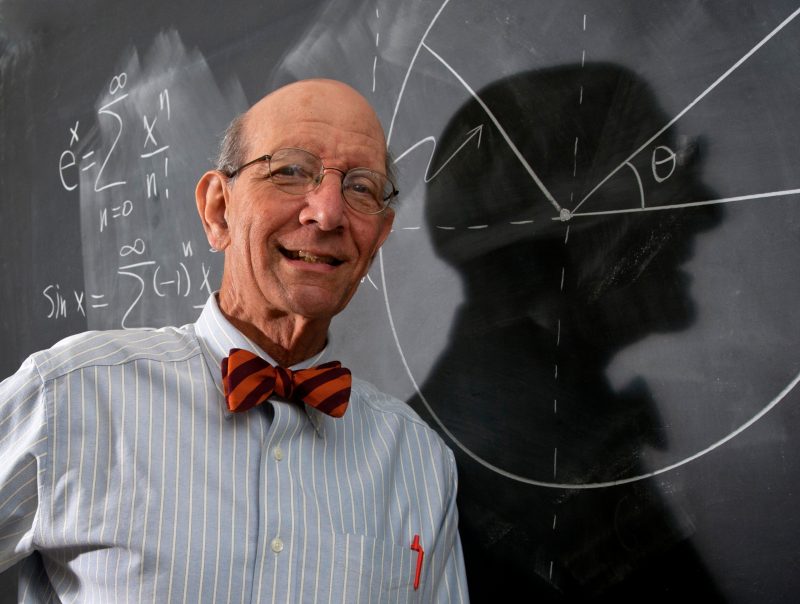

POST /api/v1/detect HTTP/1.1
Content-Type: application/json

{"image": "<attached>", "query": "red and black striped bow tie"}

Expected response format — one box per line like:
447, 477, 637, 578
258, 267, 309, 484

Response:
221, 348, 351, 418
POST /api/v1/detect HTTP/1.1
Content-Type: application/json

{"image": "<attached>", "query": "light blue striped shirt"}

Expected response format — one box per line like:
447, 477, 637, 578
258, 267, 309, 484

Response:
0, 295, 468, 603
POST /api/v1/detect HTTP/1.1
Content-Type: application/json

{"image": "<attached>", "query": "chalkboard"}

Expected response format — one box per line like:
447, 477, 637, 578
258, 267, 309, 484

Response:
2, 1, 800, 601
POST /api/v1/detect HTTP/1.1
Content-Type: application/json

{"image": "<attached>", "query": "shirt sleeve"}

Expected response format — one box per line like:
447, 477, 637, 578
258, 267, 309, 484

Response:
428, 448, 471, 603
0, 356, 48, 572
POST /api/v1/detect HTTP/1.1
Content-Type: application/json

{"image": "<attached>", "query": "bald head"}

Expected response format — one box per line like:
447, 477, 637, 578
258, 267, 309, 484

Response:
216, 79, 393, 182
250, 79, 385, 145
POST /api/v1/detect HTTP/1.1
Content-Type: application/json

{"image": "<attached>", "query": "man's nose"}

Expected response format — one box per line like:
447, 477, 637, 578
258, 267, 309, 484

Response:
298, 168, 347, 230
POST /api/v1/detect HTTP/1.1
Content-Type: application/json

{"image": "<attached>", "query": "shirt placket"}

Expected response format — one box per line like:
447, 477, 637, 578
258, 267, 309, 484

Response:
251, 399, 303, 602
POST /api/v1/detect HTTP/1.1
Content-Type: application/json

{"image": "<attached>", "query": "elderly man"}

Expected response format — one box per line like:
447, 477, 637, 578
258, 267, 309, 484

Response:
0, 79, 469, 602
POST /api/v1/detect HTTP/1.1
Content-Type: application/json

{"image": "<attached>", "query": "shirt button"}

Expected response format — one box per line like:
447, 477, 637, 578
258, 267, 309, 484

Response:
273, 446, 283, 461
271, 537, 284, 553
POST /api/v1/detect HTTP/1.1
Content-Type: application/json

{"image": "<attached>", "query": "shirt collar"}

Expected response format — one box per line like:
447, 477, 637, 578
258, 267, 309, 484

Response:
194, 293, 331, 433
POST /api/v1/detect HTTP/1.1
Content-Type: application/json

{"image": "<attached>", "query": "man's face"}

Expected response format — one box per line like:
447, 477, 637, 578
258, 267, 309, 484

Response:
214, 81, 394, 324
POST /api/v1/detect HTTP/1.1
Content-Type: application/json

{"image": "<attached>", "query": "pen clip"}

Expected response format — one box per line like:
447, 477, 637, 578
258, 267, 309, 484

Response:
411, 533, 424, 590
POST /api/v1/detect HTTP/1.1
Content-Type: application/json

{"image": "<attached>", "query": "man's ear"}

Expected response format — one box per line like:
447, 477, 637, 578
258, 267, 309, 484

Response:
195, 170, 231, 251
366, 206, 395, 271
376, 206, 395, 249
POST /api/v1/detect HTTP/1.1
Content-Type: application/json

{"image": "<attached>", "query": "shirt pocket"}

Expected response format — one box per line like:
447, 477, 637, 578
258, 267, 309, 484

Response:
301, 532, 421, 604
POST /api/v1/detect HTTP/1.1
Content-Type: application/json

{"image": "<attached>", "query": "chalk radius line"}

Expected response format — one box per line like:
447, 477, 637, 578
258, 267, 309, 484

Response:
389, 0, 800, 221
572, 5, 800, 215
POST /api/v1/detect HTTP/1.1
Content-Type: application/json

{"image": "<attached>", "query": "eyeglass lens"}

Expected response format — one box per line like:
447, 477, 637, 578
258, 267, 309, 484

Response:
268, 148, 393, 214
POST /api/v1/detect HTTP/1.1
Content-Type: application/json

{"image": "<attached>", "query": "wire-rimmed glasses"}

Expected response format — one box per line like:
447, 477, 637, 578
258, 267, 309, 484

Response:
226, 147, 398, 215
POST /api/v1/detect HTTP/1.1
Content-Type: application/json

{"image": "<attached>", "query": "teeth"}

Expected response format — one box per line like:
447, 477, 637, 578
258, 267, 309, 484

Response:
286, 249, 340, 265
298, 251, 325, 263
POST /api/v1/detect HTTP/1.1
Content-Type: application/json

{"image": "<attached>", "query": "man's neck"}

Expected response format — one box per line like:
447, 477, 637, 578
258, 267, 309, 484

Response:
217, 295, 329, 367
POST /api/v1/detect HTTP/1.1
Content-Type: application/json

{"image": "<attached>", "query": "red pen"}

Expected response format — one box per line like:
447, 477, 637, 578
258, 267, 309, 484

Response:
411, 534, 424, 590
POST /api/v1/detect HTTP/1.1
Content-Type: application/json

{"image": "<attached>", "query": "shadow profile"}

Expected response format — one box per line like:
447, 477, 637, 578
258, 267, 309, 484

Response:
407, 63, 727, 601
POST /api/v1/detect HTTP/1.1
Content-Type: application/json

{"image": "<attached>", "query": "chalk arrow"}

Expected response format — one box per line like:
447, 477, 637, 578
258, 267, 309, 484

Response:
395, 125, 484, 183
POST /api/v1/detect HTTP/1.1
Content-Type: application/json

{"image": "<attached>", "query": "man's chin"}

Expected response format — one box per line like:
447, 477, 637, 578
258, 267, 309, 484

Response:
284, 287, 352, 323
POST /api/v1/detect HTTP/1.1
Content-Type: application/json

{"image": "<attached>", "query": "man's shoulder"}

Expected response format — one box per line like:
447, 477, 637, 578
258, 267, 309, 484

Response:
351, 377, 420, 421
30, 324, 201, 382
351, 378, 451, 443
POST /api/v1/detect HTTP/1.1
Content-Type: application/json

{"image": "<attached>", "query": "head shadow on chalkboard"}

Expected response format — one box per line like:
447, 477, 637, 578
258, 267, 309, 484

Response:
412, 62, 725, 598
417, 62, 723, 480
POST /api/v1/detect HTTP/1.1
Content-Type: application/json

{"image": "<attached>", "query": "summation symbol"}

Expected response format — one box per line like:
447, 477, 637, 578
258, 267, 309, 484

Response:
111, 237, 210, 327
94, 75, 129, 193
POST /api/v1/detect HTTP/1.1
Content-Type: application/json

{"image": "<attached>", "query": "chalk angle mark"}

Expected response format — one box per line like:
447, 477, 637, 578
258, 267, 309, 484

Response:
570, 5, 800, 219
390, 1, 800, 222
380, 0, 800, 488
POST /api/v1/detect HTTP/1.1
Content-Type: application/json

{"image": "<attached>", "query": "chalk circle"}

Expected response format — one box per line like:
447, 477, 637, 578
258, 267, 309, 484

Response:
379, 249, 800, 490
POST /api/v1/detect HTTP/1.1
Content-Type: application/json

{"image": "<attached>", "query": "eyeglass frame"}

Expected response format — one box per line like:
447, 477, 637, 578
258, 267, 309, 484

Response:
224, 147, 399, 215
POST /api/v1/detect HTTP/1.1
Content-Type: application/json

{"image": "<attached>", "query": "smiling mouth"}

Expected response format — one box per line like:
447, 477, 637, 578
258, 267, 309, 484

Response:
281, 248, 344, 266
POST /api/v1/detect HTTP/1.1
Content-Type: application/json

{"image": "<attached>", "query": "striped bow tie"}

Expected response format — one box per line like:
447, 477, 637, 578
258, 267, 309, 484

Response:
221, 348, 351, 418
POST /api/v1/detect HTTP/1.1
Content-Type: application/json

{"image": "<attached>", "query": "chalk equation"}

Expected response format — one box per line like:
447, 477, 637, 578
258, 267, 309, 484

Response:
52, 70, 208, 328
49, 32, 246, 330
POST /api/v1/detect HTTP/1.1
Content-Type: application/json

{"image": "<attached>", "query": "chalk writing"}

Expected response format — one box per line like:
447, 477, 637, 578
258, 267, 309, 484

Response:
42, 284, 86, 320
51, 33, 236, 329
651, 145, 677, 183
94, 88, 128, 193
